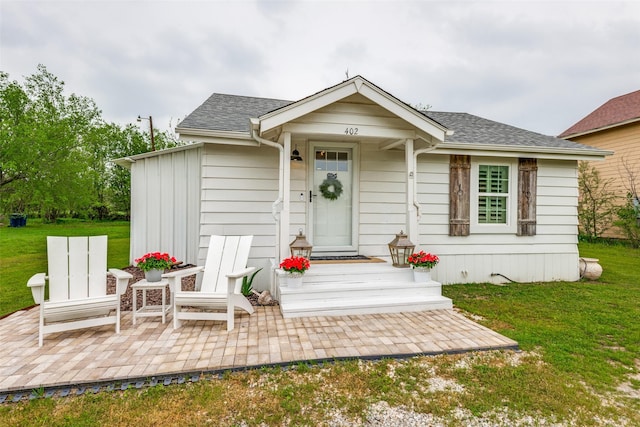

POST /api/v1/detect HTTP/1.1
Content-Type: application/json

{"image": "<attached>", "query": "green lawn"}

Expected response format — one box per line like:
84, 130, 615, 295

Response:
0, 219, 130, 317
1, 225, 639, 426
444, 241, 640, 390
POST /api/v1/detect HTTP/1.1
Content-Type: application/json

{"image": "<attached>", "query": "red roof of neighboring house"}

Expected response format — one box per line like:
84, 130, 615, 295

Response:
559, 89, 640, 138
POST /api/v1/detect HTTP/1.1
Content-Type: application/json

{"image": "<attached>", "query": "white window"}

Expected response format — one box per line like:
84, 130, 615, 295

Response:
471, 159, 517, 233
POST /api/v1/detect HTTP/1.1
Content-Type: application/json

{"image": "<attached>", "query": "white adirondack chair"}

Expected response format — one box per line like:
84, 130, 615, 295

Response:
27, 236, 132, 347
166, 235, 256, 332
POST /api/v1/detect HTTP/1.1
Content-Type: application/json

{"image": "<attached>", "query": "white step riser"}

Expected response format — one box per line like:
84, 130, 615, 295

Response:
280, 280, 442, 295
280, 281, 441, 293
280, 286, 443, 304
278, 262, 447, 318
281, 300, 453, 318
303, 272, 415, 283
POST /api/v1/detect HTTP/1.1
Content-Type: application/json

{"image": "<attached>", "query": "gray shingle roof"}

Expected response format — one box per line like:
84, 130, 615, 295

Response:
177, 92, 603, 153
423, 111, 600, 151
177, 93, 292, 133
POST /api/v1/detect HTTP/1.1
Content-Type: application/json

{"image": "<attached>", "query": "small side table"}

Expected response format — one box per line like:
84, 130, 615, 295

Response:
132, 278, 171, 325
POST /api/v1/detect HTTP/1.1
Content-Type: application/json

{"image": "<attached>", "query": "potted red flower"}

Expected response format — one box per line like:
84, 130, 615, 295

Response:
135, 252, 177, 282
407, 251, 439, 269
407, 250, 439, 282
279, 256, 310, 288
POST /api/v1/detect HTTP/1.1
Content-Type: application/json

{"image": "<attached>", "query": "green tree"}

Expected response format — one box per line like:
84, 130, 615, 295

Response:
614, 156, 640, 247
85, 123, 180, 219
614, 195, 640, 248
0, 65, 101, 220
577, 161, 618, 239
1, 65, 182, 221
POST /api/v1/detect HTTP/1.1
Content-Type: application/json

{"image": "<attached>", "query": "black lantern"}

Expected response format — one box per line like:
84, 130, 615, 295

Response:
388, 230, 415, 268
289, 230, 312, 258
290, 144, 303, 162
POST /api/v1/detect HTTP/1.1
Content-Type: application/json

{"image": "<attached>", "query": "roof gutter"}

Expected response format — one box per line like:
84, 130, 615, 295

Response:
413, 141, 441, 220
435, 142, 613, 159
560, 116, 640, 139
250, 118, 283, 221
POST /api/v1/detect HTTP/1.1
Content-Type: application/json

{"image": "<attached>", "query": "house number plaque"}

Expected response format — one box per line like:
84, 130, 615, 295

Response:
344, 127, 359, 135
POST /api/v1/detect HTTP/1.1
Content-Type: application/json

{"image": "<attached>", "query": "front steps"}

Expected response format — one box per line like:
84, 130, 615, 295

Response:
277, 262, 453, 318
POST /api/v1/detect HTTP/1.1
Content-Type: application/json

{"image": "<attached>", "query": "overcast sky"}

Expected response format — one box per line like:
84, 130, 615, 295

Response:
2, 0, 639, 137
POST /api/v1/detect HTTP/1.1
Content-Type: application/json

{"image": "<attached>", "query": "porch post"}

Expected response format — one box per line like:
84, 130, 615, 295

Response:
406, 138, 418, 244
281, 132, 292, 261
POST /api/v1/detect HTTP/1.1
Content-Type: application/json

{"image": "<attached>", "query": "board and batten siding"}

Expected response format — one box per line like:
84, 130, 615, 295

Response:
129, 147, 201, 266
415, 155, 580, 284
199, 144, 282, 290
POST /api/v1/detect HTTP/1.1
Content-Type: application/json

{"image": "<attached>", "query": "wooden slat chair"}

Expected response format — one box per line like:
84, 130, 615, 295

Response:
27, 236, 132, 347
166, 235, 256, 332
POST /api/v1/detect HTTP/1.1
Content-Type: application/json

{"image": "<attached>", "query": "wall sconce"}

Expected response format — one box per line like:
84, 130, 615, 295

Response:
387, 230, 415, 268
289, 229, 312, 258
290, 144, 303, 162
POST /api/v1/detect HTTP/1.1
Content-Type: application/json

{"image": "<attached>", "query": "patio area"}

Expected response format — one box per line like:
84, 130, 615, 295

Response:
0, 305, 518, 400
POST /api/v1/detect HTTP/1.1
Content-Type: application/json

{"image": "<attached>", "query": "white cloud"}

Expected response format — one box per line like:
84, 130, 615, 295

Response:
1, 0, 639, 136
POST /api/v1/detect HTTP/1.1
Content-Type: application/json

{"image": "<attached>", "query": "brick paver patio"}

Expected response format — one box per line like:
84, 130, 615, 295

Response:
0, 306, 518, 398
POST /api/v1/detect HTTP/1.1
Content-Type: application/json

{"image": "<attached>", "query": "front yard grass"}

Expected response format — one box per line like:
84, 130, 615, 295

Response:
0, 226, 638, 425
0, 219, 130, 317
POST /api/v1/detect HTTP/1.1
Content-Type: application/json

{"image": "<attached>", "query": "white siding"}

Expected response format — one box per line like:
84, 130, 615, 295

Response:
129, 144, 582, 287
288, 94, 419, 140
415, 155, 580, 284
358, 144, 407, 255
199, 144, 281, 290
289, 141, 308, 238
129, 147, 201, 266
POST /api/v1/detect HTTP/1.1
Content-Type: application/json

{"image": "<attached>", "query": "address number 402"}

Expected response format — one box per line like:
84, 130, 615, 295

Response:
344, 127, 359, 135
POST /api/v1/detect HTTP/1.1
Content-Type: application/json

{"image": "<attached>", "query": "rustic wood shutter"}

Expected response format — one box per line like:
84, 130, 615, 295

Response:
449, 155, 471, 236
517, 158, 537, 236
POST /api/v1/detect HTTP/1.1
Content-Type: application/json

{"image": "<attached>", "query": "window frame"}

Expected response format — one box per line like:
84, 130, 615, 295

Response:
470, 158, 518, 234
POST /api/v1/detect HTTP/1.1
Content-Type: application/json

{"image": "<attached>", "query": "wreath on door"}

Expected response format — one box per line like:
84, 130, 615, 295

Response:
319, 175, 343, 201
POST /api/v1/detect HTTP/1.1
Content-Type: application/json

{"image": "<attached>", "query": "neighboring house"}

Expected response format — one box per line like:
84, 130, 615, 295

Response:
116, 76, 609, 295
559, 89, 640, 237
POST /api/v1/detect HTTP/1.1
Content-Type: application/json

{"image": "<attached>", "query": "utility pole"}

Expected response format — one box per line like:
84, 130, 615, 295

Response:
137, 115, 156, 151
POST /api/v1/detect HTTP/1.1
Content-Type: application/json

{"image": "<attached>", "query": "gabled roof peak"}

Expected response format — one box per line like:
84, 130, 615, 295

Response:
560, 89, 640, 138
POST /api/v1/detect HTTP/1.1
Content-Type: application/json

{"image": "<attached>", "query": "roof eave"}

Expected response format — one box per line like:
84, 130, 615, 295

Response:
176, 127, 262, 147
561, 117, 640, 139
435, 142, 613, 160
112, 142, 206, 169
257, 76, 450, 142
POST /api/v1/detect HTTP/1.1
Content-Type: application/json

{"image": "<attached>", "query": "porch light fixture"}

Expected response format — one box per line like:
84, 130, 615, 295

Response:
137, 115, 156, 151
388, 230, 415, 268
289, 229, 312, 258
290, 144, 303, 162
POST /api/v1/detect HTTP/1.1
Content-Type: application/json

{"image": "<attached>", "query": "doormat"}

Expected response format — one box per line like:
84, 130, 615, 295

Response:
310, 255, 386, 264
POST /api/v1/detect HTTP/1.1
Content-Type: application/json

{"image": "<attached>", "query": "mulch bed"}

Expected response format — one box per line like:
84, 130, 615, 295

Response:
107, 265, 278, 312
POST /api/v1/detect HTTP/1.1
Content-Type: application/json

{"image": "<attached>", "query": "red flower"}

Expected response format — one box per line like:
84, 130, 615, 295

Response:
135, 252, 178, 272
407, 250, 439, 269
279, 256, 310, 274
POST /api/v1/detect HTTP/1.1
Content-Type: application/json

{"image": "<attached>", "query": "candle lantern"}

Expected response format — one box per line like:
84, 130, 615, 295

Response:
289, 230, 312, 259
387, 230, 415, 268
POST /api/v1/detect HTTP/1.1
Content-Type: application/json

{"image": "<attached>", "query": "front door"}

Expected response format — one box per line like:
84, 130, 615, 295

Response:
309, 143, 358, 254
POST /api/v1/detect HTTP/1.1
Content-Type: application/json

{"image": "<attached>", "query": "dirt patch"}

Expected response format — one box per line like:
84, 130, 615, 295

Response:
616, 359, 640, 399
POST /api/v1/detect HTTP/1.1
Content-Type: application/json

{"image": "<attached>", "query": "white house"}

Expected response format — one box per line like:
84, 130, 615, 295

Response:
116, 76, 609, 316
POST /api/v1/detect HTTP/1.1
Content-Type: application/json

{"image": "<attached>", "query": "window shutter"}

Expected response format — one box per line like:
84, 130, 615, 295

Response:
517, 158, 537, 236
449, 155, 471, 236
